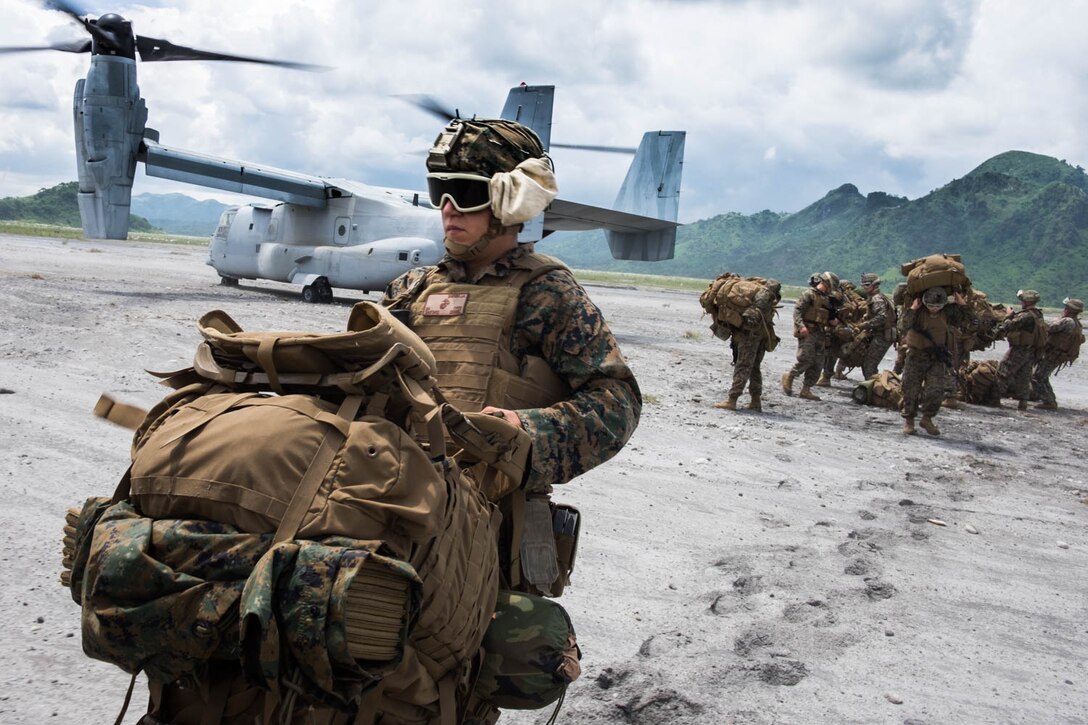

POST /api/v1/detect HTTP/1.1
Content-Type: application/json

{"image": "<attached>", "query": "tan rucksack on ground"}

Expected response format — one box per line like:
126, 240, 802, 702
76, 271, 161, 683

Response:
851, 370, 903, 410
63, 302, 575, 725
957, 359, 1001, 404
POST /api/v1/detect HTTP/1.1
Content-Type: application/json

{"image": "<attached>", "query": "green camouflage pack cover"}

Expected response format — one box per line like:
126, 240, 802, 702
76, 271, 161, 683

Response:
473, 590, 581, 709
68, 498, 420, 710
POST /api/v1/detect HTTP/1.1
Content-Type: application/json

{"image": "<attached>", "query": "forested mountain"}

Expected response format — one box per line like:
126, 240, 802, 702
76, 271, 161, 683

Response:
130, 193, 228, 236
540, 150, 1088, 304
0, 182, 157, 232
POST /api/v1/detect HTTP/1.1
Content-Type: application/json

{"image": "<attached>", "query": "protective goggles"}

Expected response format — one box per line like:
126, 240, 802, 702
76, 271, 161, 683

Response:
426, 172, 492, 212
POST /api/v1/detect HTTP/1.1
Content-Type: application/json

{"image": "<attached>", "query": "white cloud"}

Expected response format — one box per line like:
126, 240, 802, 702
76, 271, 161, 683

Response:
1, 0, 1086, 222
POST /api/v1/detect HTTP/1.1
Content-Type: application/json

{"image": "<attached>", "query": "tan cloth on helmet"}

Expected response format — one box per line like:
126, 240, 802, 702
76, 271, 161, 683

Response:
489, 157, 558, 225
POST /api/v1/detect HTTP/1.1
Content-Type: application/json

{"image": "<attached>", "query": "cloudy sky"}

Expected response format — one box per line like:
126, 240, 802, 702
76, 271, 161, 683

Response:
1, 0, 1086, 223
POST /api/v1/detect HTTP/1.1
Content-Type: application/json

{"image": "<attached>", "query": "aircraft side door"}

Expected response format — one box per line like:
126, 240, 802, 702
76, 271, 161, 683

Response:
333, 216, 352, 245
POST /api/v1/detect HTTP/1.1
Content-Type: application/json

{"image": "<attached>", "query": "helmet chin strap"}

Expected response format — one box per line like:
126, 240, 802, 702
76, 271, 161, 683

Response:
444, 218, 520, 261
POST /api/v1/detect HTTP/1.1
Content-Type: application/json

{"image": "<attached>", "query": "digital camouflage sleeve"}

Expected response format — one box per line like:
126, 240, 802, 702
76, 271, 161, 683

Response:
862, 293, 892, 332
384, 249, 642, 490
997, 308, 1038, 338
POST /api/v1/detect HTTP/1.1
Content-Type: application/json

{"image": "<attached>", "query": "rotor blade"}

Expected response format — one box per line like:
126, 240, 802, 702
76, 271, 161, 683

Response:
396, 94, 459, 121
42, 0, 92, 23
552, 142, 637, 155
135, 35, 330, 71
0, 38, 91, 54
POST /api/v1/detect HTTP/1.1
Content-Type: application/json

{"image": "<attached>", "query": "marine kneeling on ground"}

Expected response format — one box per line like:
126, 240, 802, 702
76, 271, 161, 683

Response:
899, 286, 972, 436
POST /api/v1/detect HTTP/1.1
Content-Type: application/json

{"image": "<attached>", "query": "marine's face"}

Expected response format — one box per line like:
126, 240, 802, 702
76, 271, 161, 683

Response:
441, 201, 492, 247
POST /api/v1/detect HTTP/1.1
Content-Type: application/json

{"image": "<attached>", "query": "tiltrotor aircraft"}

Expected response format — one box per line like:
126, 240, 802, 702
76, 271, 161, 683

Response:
4, 1, 686, 302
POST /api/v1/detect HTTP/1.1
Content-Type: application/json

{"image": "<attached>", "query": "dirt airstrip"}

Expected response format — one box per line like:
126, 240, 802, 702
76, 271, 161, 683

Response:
1, 234, 1085, 724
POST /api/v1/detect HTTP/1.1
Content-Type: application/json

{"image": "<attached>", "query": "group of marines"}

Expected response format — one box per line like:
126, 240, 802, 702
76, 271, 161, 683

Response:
715, 270, 1085, 437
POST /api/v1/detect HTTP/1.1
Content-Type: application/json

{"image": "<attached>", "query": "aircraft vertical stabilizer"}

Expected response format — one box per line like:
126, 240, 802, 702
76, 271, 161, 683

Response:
501, 85, 555, 242
500, 85, 554, 150
606, 131, 685, 261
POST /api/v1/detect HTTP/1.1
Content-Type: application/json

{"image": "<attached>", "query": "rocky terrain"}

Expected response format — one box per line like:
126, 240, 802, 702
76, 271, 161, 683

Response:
1, 234, 1085, 724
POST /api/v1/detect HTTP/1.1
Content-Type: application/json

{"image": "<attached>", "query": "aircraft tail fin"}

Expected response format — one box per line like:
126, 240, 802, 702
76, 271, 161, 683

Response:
500, 84, 554, 149
606, 131, 686, 261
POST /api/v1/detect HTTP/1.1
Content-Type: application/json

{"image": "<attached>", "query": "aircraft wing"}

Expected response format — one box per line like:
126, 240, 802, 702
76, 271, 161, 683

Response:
543, 199, 679, 233
139, 139, 350, 207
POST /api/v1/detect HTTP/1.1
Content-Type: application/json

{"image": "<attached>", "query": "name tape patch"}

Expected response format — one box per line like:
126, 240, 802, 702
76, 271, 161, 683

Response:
423, 293, 468, 316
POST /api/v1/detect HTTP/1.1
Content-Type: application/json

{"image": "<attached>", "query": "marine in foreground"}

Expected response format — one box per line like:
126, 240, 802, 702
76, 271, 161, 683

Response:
56, 118, 639, 725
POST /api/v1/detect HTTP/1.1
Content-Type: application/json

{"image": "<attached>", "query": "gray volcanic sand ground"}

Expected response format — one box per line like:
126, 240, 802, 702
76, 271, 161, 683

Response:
1, 234, 1086, 724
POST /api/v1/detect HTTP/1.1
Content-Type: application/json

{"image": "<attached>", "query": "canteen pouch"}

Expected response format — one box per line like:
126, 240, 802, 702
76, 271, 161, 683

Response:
473, 590, 581, 710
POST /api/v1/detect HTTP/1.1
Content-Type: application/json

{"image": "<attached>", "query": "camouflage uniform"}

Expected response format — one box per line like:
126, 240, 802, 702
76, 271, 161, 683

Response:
1031, 314, 1083, 406
789, 287, 832, 387
859, 290, 895, 379
822, 288, 861, 381
383, 243, 641, 489
992, 307, 1044, 404
900, 302, 972, 421
727, 288, 778, 400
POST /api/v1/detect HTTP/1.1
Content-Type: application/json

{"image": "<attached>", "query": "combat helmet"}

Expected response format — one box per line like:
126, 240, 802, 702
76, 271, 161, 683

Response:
425, 118, 558, 258
1062, 297, 1084, 314
860, 273, 881, 287
819, 271, 839, 289
427, 118, 547, 179
765, 278, 783, 303
923, 286, 948, 311
1016, 289, 1040, 305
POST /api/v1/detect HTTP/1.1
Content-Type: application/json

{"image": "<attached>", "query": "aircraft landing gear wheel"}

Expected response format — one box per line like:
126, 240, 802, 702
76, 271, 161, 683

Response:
219, 276, 239, 286
301, 284, 318, 303
316, 277, 334, 303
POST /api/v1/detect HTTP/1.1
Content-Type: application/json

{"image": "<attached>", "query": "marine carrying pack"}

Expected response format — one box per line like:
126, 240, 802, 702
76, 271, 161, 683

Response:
699, 272, 779, 343
62, 301, 580, 725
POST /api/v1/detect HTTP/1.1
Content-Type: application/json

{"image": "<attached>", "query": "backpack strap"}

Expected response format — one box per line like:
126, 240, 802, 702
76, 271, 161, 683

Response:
272, 394, 363, 544
93, 394, 148, 430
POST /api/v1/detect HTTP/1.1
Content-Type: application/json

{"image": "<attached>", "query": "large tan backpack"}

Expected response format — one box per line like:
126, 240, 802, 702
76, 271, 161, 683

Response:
851, 370, 903, 409
699, 272, 779, 341
66, 302, 545, 725
900, 253, 971, 296
1044, 319, 1086, 365
957, 359, 1001, 404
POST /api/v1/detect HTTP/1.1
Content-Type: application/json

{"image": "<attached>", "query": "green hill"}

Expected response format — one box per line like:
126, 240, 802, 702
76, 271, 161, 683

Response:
0, 181, 157, 232
540, 150, 1088, 305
